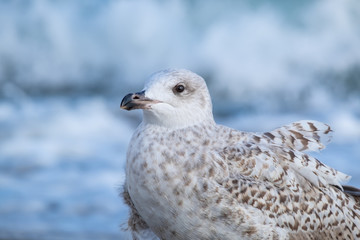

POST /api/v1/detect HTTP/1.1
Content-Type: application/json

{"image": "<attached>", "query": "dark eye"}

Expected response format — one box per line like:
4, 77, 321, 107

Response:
174, 84, 185, 93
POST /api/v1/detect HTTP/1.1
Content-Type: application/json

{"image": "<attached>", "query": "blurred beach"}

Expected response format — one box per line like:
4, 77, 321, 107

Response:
0, 0, 359, 239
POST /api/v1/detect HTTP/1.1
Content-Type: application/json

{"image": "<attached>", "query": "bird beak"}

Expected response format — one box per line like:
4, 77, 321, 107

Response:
120, 90, 158, 111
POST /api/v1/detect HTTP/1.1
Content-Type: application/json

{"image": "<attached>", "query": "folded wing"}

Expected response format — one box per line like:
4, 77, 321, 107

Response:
220, 120, 350, 193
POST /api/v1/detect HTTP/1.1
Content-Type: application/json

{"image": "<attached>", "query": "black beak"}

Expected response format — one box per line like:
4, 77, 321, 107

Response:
120, 91, 155, 111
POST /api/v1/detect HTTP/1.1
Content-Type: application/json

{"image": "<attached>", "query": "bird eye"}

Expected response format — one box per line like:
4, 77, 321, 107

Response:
174, 84, 185, 93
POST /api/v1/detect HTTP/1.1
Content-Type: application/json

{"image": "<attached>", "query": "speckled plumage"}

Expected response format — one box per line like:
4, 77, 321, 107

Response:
121, 69, 360, 240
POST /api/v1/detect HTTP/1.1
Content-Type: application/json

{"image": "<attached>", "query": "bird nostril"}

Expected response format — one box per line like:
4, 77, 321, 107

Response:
133, 95, 140, 100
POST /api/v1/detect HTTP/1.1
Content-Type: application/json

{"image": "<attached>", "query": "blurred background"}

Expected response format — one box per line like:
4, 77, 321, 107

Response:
0, 0, 359, 239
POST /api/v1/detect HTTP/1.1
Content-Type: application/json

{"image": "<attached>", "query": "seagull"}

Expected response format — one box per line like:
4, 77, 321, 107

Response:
120, 69, 360, 240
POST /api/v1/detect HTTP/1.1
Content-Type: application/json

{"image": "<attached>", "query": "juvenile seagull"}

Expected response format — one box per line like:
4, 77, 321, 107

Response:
120, 69, 360, 240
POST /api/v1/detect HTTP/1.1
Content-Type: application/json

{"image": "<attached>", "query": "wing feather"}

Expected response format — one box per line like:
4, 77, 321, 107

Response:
262, 120, 333, 152
219, 121, 350, 192
214, 123, 359, 237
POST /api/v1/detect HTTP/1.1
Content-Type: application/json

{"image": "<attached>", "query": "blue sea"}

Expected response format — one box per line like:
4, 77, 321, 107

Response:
0, 1, 359, 239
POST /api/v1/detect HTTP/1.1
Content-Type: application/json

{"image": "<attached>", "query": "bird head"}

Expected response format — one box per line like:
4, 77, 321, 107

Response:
121, 69, 214, 129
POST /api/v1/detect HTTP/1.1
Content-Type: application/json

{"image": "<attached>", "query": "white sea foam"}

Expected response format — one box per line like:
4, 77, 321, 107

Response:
0, 0, 359, 108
